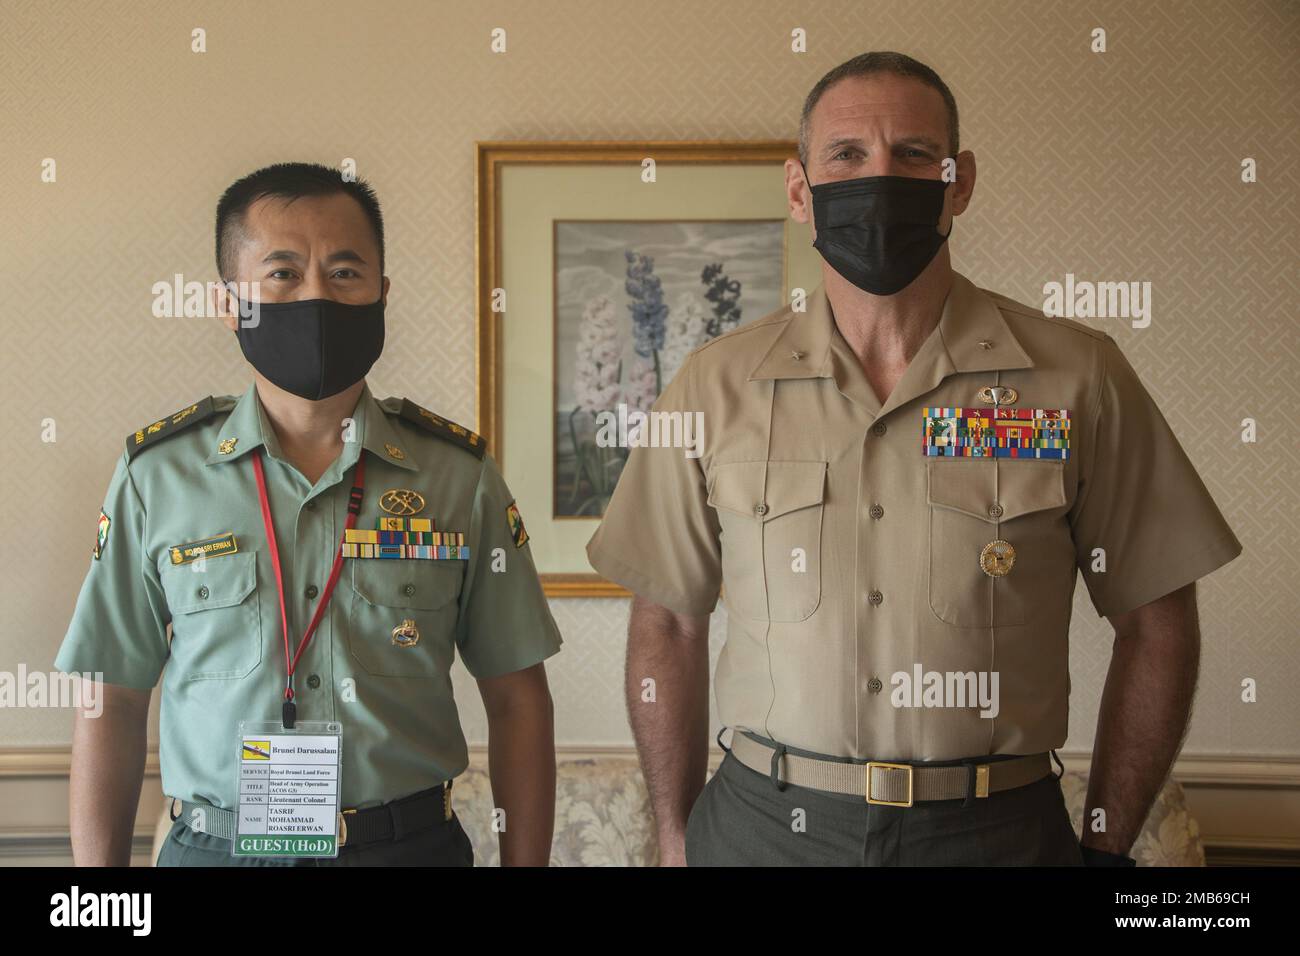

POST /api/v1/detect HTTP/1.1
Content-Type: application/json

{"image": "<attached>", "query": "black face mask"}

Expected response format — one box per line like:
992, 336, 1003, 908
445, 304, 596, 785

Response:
234, 296, 385, 400
803, 163, 953, 296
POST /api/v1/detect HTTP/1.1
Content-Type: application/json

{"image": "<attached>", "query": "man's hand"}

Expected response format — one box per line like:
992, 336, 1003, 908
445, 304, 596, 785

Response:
1085, 582, 1201, 859
477, 662, 556, 866
69, 682, 151, 866
626, 594, 711, 866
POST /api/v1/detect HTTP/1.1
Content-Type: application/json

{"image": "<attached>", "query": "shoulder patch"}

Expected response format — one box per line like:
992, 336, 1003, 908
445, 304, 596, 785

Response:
392, 398, 486, 459
126, 397, 221, 459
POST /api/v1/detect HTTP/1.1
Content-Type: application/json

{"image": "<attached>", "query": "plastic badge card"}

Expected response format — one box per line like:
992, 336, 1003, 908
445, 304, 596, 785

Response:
234, 720, 342, 859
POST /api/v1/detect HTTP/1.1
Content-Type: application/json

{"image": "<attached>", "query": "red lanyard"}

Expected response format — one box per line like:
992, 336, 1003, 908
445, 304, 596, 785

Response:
251, 448, 366, 728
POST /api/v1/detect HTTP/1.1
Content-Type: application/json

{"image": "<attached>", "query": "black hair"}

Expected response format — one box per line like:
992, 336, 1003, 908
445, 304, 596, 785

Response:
214, 162, 384, 281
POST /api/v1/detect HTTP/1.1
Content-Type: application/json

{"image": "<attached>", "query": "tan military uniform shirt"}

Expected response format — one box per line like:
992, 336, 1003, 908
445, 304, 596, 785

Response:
587, 272, 1241, 761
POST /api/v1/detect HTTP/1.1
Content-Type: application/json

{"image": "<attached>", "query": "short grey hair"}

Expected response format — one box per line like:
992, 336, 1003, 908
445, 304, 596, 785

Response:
798, 51, 960, 165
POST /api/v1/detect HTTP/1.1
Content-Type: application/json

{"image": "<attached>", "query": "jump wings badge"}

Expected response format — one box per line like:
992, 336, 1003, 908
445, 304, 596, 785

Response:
506, 501, 528, 549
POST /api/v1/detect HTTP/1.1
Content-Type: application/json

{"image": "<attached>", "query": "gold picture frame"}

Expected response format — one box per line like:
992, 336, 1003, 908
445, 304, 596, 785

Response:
475, 140, 816, 597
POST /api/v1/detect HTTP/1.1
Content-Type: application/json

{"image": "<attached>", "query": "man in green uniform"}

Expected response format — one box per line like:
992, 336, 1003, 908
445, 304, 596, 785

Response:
56, 162, 562, 866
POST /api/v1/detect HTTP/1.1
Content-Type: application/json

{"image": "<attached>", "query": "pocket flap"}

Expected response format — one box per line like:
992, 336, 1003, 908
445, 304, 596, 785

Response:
927, 458, 1065, 522
162, 551, 257, 614
708, 460, 827, 521
351, 560, 461, 611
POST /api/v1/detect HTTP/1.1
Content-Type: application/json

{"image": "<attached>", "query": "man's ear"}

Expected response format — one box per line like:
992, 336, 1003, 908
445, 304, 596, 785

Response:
785, 157, 812, 227
950, 150, 977, 217
213, 280, 240, 332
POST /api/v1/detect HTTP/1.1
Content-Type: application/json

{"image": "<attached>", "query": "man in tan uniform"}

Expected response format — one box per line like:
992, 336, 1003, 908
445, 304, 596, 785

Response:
587, 52, 1241, 866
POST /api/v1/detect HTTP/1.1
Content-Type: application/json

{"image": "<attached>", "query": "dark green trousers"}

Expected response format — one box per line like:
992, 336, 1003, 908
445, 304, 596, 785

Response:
155, 812, 475, 867
685, 751, 1084, 866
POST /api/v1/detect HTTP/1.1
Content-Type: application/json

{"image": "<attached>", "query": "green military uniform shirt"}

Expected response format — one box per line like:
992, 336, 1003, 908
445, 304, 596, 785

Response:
56, 382, 562, 809
587, 272, 1241, 761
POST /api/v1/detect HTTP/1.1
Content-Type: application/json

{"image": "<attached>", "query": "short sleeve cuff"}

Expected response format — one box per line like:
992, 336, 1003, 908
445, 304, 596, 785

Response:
1086, 531, 1243, 618
53, 643, 161, 691
586, 541, 719, 618
460, 625, 563, 681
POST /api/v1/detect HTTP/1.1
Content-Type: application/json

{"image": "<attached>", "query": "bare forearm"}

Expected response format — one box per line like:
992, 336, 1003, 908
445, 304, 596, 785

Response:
485, 697, 555, 866
1086, 587, 1200, 855
625, 598, 710, 859
69, 693, 149, 866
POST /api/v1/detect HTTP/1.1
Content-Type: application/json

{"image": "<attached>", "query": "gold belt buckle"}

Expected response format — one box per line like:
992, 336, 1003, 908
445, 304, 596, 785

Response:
338, 808, 357, 847
865, 761, 914, 807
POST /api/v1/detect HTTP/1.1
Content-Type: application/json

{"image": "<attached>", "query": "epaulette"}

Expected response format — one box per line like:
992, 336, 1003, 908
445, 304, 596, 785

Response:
392, 398, 486, 459
126, 396, 222, 459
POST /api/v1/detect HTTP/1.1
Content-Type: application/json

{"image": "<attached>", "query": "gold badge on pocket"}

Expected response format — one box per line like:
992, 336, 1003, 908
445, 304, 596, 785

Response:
392, 618, 420, 647
380, 489, 425, 516
979, 539, 1016, 577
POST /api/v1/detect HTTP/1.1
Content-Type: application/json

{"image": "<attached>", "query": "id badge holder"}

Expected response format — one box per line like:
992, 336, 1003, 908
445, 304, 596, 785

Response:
234, 720, 343, 859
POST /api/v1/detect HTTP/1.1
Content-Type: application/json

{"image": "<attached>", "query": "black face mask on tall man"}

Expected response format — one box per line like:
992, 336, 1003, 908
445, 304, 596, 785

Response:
803, 162, 953, 296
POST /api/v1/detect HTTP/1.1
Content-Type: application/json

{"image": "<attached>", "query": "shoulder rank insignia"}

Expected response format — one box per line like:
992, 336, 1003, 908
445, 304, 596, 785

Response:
393, 398, 486, 459
126, 396, 221, 459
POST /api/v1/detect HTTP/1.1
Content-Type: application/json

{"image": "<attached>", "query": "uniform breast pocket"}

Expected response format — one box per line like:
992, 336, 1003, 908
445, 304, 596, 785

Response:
927, 458, 1069, 627
161, 551, 262, 680
347, 560, 464, 678
707, 460, 826, 623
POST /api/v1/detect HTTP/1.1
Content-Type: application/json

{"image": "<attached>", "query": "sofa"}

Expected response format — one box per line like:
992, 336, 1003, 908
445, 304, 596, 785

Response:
454, 756, 1206, 866
151, 756, 1205, 866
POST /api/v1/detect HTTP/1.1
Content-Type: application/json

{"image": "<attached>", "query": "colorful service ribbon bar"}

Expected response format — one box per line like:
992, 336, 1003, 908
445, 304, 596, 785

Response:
375, 517, 435, 532
342, 527, 467, 560
922, 407, 1071, 459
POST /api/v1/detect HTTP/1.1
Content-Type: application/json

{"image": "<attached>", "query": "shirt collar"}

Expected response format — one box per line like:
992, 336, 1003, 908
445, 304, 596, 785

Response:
205, 382, 419, 473
748, 272, 1034, 415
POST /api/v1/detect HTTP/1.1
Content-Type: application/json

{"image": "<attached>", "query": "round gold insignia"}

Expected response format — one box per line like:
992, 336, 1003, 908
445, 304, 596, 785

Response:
384, 443, 405, 460
218, 438, 238, 455
979, 539, 1016, 577
380, 489, 425, 516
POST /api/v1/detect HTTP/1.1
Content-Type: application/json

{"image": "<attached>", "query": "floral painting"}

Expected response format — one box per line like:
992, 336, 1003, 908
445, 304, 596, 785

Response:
554, 220, 785, 517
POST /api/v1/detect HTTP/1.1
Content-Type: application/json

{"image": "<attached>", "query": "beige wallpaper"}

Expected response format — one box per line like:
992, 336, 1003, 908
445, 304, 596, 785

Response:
0, 0, 1295, 760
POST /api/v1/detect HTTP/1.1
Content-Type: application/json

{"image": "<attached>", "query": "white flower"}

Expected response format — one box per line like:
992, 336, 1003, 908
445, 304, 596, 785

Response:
623, 355, 658, 414
574, 295, 623, 414
660, 291, 710, 385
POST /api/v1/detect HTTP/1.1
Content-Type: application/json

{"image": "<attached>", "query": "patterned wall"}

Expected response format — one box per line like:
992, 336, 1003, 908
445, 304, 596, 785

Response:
1, 0, 1295, 757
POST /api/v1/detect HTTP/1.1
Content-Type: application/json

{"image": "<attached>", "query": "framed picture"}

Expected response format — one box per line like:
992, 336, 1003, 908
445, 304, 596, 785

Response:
475, 141, 822, 596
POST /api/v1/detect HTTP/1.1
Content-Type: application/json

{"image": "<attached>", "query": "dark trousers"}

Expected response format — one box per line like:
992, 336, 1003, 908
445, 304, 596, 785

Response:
155, 811, 475, 867
685, 751, 1084, 866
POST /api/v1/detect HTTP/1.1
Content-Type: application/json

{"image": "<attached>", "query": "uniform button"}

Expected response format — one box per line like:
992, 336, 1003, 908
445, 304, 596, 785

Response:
306, 674, 321, 690
988, 503, 1004, 518
403, 583, 416, 596
305, 584, 319, 599
754, 503, 769, 517
304, 499, 317, 511
869, 503, 884, 519
868, 589, 883, 605
197, 585, 209, 600
867, 677, 883, 694
871, 422, 887, 437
